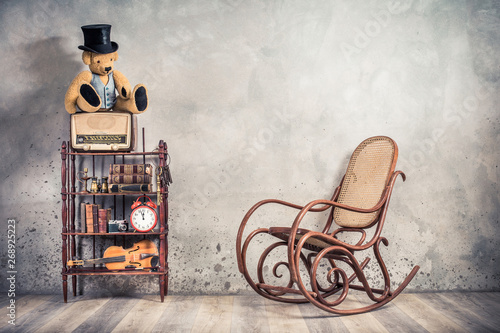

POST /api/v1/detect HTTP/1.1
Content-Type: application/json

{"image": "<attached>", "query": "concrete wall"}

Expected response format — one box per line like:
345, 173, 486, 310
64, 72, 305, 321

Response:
0, 0, 498, 296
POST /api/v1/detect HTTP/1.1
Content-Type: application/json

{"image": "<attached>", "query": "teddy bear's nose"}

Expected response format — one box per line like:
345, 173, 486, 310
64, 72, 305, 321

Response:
105, 66, 112, 72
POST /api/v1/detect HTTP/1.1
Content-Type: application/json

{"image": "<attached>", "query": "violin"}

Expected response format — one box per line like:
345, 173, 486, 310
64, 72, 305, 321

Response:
67, 239, 159, 270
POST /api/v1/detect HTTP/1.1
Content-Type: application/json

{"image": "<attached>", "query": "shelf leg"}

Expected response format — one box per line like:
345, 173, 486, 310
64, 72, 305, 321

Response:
63, 275, 68, 303
159, 275, 165, 302
72, 276, 77, 296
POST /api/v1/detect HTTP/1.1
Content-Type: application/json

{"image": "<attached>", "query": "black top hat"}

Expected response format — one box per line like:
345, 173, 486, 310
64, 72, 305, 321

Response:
78, 24, 119, 54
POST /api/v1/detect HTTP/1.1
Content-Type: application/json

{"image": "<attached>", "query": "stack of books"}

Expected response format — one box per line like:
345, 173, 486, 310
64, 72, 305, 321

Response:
108, 164, 153, 193
80, 203, 111, 233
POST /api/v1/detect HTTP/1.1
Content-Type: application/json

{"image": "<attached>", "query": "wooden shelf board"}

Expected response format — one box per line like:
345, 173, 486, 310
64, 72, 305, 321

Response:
64, 192, 166, 196
62, 232, 167, 236
63, 269, 167, 276
64, 151, 162, 156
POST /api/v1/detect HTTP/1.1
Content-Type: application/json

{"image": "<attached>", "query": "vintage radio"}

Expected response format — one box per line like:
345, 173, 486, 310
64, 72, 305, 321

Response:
71, 112, 136, 151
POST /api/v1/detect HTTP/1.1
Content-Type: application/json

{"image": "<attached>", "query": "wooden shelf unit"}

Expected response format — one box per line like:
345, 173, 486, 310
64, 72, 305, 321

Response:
60, 140, 169, 303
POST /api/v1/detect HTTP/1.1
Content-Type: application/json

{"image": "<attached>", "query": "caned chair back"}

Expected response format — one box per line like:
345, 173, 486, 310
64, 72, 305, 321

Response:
333, 136, 397, 228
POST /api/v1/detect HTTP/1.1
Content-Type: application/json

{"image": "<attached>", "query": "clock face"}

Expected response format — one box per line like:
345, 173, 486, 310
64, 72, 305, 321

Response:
130, 206, 157, 232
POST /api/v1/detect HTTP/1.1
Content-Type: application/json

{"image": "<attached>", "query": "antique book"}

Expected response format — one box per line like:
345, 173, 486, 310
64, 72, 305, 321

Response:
85, 204, 94, 233
98, 208, 111, 233
80, 202, 89, 233
108, 183, 152, 193
85, 204, 101, 233
109, 164, 153, 175
92, 205, 99, 233
109, 174, 151, 184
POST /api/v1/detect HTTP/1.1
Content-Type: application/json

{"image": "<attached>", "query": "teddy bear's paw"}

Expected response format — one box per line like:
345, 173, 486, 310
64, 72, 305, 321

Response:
134, 86, 148, 112
77, 84, 101, 112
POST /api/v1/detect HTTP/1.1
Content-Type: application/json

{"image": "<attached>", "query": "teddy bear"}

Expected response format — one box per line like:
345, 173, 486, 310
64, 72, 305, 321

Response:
65, 24, 148, 114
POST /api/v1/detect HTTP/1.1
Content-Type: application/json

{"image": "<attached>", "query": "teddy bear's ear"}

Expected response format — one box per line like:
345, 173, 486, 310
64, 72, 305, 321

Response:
82, 51, 92, 65
112, 51, 119, 61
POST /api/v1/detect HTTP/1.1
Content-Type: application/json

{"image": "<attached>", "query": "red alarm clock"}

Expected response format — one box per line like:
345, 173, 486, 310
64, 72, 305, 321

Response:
130, 195, 158, 232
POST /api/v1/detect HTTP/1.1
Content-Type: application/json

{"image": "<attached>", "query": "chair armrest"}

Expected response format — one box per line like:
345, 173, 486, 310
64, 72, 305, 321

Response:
331, 228, 367, 246
286, 171, 406, 273
236, 187, 341, 274
237, 186, 341, 242
236, 199, 304, 273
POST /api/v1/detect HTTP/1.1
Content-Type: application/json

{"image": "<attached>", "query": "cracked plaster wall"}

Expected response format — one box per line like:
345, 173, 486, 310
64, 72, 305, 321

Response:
0, 0, 498, 296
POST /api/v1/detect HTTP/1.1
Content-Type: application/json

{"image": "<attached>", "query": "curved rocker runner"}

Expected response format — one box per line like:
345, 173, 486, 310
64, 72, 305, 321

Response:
236, 136, 420, 315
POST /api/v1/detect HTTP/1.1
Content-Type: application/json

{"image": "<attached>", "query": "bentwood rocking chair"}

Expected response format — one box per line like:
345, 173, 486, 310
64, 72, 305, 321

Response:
236, 136, 419, 314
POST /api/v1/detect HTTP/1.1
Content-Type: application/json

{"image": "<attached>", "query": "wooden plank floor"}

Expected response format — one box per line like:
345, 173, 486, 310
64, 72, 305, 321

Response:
0, 292, 499, 332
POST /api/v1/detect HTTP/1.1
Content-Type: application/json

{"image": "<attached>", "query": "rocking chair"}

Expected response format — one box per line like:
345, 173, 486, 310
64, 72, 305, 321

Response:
236, 136, 419, 314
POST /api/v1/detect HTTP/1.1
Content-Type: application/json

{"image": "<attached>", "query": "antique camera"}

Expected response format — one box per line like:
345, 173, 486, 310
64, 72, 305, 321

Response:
108, 220, 128, 233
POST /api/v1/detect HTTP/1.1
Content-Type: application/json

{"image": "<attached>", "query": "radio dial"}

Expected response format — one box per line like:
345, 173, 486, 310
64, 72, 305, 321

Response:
83, 144, 90, 151
111, 144, 119, 151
